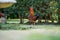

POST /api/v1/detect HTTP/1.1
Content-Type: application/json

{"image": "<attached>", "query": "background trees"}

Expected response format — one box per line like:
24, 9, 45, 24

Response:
0, 0, 60, 23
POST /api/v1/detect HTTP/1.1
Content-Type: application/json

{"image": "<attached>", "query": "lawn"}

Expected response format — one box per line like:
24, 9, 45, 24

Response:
0, 19, 60, 40
0, 19, 60, 30
28, 32, 60, 40
0, 29, 60, 40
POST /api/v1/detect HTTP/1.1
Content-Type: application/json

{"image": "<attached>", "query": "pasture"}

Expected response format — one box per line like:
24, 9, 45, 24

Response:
0, 19, 60, 40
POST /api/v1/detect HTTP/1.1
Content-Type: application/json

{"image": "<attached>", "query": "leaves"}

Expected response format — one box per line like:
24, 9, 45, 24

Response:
0, 0, 59, 19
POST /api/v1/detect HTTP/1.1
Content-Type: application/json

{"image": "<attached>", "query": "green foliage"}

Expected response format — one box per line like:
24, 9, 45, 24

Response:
0, 0, 60, 19
52, 13, 58, 21
49, 1, 58, 21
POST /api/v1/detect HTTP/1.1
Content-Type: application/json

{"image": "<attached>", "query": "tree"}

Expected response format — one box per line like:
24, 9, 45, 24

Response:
1, 0, 60, 24
49, 1, 58, 23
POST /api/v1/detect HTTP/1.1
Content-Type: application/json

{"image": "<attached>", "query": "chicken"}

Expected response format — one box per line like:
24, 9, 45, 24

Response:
0, 12, 5, 17
28, 6, 39, 24
0, 12, 2, 17
0, 12, 6, 24
28, 14, 39, 24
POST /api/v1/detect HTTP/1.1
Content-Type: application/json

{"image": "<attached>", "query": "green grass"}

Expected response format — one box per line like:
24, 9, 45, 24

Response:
0, 19, 60, 40
0, 19, 60, 30
27, 33, 60, 40
0, 23, 60, 30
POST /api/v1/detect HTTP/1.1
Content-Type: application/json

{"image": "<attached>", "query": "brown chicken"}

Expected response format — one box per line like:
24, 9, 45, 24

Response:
0, 12, 4, 17
28, 6, 39, 24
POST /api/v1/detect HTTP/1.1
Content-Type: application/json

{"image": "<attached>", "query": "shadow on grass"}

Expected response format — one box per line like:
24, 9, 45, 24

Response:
25, 22, 60, 25
0, 23, 60, 30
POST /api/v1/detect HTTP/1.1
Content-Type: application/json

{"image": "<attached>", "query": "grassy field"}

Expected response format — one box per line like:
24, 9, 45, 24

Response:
28, 33, 60, 40
0, 23, 60, 30
0, 19, 60, 30
6, 19, 58, 23
0, 29, 60, 40
0, 19, 60, 40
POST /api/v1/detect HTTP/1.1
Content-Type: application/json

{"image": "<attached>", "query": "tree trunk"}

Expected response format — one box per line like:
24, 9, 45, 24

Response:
45, 16, 47, 22
5, 16, 7, 23
58, 16, 60, 23
50, 14, 54, 23
20, 17, 23, 24
38, 17, 41, 23
58, 19, 60, 23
